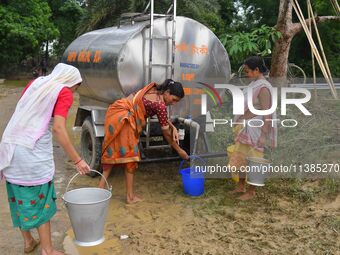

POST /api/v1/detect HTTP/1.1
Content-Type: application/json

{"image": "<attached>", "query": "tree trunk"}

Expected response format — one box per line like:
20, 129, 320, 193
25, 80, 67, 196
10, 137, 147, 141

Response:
270, 0, 292, 84
270, 0, 339, 84
271, 36, 292, 82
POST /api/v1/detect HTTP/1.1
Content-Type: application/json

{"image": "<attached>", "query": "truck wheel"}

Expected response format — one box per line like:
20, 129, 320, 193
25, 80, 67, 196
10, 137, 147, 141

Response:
81, 117, 102, 176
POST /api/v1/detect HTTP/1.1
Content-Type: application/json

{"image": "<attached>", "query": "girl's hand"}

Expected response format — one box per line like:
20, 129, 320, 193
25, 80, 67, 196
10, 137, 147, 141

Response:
75, 159, 91, 175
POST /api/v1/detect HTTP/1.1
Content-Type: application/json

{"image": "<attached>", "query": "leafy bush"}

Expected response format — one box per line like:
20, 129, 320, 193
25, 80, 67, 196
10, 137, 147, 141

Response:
220, 25, 281, 65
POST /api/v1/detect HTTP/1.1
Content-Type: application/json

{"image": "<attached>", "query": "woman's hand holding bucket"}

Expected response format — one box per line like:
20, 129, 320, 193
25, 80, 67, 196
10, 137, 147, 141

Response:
75, 159, 91, 175
178, 149, 189, 160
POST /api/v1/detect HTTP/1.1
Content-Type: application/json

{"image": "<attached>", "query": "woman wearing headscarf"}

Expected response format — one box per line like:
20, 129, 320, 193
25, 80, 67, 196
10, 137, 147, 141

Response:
0, 63, 90, 255
99, 79, 189, 204
228, 56, 277, 201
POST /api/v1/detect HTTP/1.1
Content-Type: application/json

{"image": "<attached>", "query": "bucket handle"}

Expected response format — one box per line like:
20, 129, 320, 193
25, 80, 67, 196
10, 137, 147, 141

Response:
178, 155, 206, 173
65, 169, 112, 194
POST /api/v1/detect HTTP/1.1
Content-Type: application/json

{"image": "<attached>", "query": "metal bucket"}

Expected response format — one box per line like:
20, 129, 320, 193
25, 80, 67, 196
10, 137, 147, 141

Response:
246, 157, 271, 187
62, 170, 112, 246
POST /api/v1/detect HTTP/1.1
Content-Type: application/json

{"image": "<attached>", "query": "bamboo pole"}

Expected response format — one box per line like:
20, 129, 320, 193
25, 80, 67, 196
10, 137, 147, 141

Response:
291, 0, 337, 99
298, 0, 337, 98
330, 0, 336, 15
307, 0, 336, 93
335, 0, 340, 15
330, 0, 340, 16
307, 2, 317, 100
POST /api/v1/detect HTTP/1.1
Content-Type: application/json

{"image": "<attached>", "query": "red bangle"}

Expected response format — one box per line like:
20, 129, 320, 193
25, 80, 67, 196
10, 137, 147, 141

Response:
74, 159, 82, 165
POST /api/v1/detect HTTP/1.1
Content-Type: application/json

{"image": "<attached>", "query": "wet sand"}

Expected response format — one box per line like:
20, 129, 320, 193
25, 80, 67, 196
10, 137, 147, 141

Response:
62, 165, 340, 255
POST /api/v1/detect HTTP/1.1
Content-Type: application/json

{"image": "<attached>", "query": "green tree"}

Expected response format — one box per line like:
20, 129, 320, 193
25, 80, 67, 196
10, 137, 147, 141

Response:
48, 0, 84, 57
76, 0, 131, 35
270, 0, 339, 80
0, 0, 58, 75
76, 0, 228, 36
221, 0, 339, 78
237, 0, 279, 30
176, 0, 224, 35
234, 0, 339, 78
221, 25, 281, 69
218, 0, 236, 29
288, 0, 340, 77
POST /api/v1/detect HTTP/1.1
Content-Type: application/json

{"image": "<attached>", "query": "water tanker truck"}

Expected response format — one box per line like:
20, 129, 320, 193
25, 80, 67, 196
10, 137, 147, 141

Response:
62, 4, 231, 171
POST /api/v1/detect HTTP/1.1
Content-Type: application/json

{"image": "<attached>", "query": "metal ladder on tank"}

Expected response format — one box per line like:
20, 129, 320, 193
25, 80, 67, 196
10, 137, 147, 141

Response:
143, 0, 177, 150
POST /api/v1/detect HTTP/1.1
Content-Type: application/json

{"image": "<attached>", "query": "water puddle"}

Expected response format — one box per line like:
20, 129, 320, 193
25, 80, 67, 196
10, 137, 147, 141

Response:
63, 228, 123, 255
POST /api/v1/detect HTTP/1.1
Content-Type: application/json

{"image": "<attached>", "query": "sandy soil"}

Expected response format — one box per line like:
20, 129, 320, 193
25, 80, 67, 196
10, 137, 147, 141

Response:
0, 85, 339, 255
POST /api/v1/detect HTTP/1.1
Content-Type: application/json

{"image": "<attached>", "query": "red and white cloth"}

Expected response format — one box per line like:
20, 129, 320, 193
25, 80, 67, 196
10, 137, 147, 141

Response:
0, 63, 81, 184
234, 78, 277, 151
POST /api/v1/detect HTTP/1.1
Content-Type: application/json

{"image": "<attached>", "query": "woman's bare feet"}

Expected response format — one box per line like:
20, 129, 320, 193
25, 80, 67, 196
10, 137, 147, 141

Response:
229, 181, 246, 194
229, 178, 247, 194
126, 194, 143, 204
41, 248, 64, 255
52, 250, 65, 255
229, 186, 246, 194
238, 190, 256, 201
24, 238, 40, 253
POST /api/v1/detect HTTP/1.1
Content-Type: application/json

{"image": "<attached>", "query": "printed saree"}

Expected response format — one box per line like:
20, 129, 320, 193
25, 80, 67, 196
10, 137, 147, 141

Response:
101, 83, 156, 172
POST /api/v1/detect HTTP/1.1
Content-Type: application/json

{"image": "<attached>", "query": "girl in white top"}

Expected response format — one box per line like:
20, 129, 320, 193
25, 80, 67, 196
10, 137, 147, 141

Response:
228, 56, 277, 201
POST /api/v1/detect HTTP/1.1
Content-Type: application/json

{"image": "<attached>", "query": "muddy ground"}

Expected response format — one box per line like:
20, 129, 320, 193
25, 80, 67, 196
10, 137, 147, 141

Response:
0, 84, 339, 255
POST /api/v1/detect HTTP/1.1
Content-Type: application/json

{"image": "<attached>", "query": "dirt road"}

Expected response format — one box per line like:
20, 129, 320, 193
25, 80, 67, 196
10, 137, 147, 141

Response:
0, 85, 339, 255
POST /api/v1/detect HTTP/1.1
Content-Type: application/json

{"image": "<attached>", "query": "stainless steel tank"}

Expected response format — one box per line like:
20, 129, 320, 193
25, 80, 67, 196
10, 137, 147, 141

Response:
62, 16, 231, 118
61, 16, 231, 169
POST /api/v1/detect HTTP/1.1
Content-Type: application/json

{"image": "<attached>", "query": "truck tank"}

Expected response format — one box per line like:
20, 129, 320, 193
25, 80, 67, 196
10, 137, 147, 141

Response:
62, 16, 230, 118
62, 16, 231, 169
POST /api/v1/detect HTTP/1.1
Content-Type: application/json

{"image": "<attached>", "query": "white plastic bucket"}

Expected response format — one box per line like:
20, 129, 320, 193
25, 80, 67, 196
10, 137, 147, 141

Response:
62, 170, 112, 246
246, 157, 271, 186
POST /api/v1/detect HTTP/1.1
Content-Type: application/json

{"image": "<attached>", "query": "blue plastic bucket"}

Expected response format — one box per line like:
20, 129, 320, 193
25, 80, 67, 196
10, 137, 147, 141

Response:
179, 156, 205, 196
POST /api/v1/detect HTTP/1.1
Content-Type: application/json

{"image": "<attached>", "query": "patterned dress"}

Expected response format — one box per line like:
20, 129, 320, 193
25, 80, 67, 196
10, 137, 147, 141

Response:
101, 83, 169, 173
